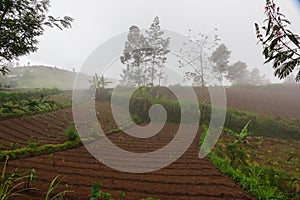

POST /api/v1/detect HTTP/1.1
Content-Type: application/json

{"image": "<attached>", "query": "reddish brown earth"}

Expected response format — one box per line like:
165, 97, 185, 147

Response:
0, 108, 73, 150
224, 85, 300, 119
5, 127, 253, 200
0, 102, 254, 200
1, 84, 299, 199
167, 85, 300, 119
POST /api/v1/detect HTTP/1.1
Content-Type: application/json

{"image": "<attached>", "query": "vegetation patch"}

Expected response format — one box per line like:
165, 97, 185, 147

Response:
0, 88, 61, 102
201, 123, 300, 200
0, 89, 73, 119
112, 88, 300, 140
0, 140, 82, 161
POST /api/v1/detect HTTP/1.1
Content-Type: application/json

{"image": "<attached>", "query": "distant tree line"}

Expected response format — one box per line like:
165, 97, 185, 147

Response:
179, 30, 270, 86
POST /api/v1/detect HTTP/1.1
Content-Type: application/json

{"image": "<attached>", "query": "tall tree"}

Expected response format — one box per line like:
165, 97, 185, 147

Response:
209, 43, 231, 84
120, 26, 149, 86
0, 0, 73, 75
179, 29, 220, 87
145, 16, 170, 86
255, 0, 300, 82
226, 61, 250, 85
249, 68, 270, 85
120, 17, 170, 87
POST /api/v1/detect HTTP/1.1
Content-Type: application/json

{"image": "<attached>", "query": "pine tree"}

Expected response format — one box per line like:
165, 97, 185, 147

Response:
145, 16, 170, 86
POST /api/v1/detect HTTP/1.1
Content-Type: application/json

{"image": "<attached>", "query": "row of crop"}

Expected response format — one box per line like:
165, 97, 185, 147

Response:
0, 98, 64, 119
0, 124, 81, 200
0, 125, 81, 161
0, 123, 159, 200
0, 88, 61, 102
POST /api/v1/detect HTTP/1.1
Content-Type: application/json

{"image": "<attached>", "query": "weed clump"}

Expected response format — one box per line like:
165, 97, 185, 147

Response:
64, 125, 79, 141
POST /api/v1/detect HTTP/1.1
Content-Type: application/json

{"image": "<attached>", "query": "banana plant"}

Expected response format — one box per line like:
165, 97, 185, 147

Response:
223, 121, 251, 168
89, 74, 112, 89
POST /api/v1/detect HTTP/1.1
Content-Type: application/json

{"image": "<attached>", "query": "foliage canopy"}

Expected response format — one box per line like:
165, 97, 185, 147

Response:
0, 0, 73, 75
255, 0, 300, 82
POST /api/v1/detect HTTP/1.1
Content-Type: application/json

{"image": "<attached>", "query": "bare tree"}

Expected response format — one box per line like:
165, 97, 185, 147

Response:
178, 29, 220, 87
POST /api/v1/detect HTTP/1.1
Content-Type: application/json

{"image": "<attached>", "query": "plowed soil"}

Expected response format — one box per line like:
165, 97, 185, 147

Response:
0, 102, 254, 200
5, 129, 253, 200
0, 108, 73, 150
3, 84, 298, 199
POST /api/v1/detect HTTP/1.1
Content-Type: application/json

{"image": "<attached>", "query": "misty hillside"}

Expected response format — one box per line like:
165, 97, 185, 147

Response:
0, 66, 118, 89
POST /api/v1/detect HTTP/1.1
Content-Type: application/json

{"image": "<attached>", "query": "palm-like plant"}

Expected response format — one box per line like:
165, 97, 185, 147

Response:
223, 121, 251, 167
89, 74, 112, 102
89, 74, 112, 89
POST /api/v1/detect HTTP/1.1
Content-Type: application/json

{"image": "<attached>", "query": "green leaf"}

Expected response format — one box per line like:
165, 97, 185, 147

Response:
269, 37, 280, 50
287, 34, 300, 47
266, 16, 272, 36
239, 120, 251, 139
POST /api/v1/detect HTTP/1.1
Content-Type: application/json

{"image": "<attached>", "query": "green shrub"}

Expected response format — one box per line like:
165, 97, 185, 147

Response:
112, 87, 300, 140
0, 140, 82, 161
200, 104, 300, 140
64, 125, 79, 141
90, 182, 114, 200
0, 88, 61, 102
208, 153, 288, 200
28, 140, 38, 149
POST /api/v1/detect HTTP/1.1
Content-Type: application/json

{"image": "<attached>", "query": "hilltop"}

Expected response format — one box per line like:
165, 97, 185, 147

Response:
0, 65, 117, 89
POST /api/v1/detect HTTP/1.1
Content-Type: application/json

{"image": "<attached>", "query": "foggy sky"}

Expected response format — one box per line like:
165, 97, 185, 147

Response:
18, 0, 300, 83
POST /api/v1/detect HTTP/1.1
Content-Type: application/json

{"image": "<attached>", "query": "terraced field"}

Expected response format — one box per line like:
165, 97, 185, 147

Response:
1, 85, 299, 199
5, 132, 253, 200
0, 102, 253, 200
0, 108, 73, 150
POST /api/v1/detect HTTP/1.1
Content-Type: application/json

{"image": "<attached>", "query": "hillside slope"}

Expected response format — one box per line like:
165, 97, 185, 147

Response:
0, 66, 117, 89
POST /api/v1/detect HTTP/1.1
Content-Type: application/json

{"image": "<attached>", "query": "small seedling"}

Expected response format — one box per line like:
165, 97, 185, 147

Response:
10, 142, 18, 149
28, 140, 38, 149
45, 175, 73, 200
118, 191, 125, 199
118, 135, 124, 142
